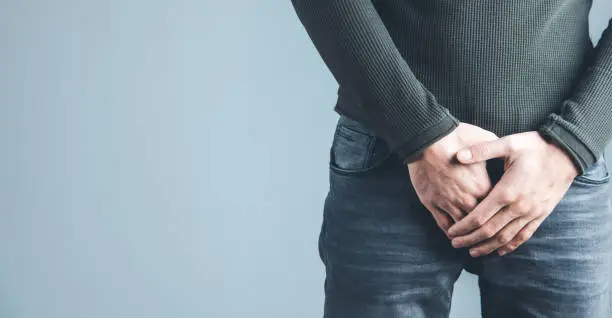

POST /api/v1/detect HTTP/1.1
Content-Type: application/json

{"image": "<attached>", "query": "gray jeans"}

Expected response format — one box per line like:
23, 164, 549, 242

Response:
320, 115, 612, 318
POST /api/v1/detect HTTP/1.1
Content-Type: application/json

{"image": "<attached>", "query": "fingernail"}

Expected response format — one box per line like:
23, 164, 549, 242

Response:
457, 149, 472, 161
451, 239, 460, 248
498, 249, 507, 256
469, 249, 479, 257
447, 227, 457, 236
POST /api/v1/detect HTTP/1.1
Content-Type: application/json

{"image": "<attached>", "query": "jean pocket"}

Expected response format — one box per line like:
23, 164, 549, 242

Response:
573, 155, 610, 185
329, 116, 392, 175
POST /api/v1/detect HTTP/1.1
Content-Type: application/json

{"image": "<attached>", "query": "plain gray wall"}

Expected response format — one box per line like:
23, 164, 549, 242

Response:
1, 1, 611, 317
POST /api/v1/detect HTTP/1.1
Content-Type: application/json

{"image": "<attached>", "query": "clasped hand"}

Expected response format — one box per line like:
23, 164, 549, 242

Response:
408, 125, 579, 257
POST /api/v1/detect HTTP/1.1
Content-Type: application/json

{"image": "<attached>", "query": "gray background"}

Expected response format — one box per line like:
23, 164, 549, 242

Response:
1, 1, 611, 317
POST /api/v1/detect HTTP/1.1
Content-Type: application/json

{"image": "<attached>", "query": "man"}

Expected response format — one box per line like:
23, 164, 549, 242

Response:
291, 1, 612, 317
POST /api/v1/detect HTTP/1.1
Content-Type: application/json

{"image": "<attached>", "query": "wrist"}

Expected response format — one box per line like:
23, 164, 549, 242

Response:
545, 137, 580, 178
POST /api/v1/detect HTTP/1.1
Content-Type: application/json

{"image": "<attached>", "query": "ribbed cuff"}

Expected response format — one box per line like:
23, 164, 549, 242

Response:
537, 114, 597, 175
397, 112, 460, 165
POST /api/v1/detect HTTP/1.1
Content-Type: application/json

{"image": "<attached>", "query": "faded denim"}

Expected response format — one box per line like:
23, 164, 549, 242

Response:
320, 115, 612, 318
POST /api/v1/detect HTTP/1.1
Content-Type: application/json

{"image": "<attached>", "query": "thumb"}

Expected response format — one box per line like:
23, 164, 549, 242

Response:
456, 137, 512, 164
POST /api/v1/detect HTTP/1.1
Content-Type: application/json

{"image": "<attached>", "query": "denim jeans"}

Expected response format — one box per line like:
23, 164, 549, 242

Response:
320, 115, 612, 318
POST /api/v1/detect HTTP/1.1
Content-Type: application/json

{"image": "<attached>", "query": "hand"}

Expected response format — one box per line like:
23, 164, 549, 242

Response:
407, 123, 498, 236
447, 131, 579, 257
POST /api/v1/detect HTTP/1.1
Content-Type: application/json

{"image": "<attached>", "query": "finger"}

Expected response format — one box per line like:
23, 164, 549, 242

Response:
497, 216, 544, 256
428, 206, 454, 236
450, 205, 517, 249
467, 216, 529, 257
456, 137, 513, 164
478, 130, 500, 142
454, 195, 478, 213
447, 169, 521, 237
436, 202, 465, 223
454, 164, 493, 199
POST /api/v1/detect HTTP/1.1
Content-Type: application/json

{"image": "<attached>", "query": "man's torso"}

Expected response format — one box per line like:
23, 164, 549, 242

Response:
336, 0, 594, 137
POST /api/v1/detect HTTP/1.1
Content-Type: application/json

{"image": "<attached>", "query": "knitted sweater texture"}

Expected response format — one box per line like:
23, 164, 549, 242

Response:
291, 0, 612, 174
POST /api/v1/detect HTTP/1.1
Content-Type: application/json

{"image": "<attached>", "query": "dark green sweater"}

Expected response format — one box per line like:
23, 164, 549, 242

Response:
291, 0, 612, 174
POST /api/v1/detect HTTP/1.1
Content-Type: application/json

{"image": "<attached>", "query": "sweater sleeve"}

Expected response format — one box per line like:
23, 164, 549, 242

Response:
538, 19, 612, 175
290, 0, 459, 163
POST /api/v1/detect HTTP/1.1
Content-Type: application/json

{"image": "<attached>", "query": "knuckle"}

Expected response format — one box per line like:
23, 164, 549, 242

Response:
474, 187, 487, 198
459, 196, 477, 211
477, 181, 492, 196
500, 188, 519, 203
505, 243, 517, 251
514, 200, 531, 214
505, 137, 517, 152
517, 230, 533, 242
507, 208, 521, 219
471, 217, 486, 228
497, 232, 512, 244
479, 145, 489, 157
482, 226, 496, 238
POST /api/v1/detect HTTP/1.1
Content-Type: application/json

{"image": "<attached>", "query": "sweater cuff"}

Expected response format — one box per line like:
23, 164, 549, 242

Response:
537, 114, 597, 175
397, 112, 460, 165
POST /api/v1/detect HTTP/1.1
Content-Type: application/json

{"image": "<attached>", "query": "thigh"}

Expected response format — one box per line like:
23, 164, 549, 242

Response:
320, 115, 465, 318
479, 156, 612, 318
